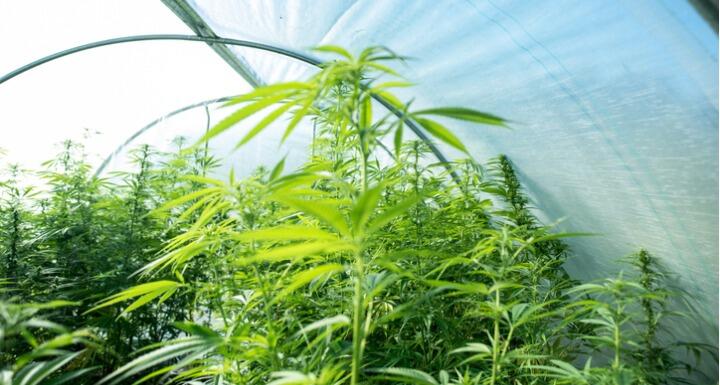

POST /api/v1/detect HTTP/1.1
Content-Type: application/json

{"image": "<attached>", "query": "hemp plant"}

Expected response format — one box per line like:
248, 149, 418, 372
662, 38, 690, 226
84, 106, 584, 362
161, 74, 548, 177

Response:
90, 46, 506, 384
3, 45, 713, 385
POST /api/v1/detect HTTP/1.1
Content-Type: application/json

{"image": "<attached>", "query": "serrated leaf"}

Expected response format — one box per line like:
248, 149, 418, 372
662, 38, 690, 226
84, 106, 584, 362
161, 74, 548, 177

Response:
413, 117, 467, 153
236, 101, 298, 148
296, 315, 351, 337
371, 367, 439, 385
393, 121, 403, 159
313, 45, 354, 60
181, 175, 225, 186
270, 156, 287, 181
197, 92, 291, 145
413, 107, 506, 126
153, 187, 223, 213
350, 184, 383, 235
99, 338, 212, 385
13, 351, 83, 385
451, 342, 491, 355
274, 196, 349, 236
360, 95, 372, 132
370, 81, 414, 90
273, 263, 344, 303
282, 98, 314, 143
222, 82, 311, 107
366, 194, 420, 234
233, 225, 339, 242
373, 90, 405, 111
86, 281, 183, 314
237, 241, 356, 265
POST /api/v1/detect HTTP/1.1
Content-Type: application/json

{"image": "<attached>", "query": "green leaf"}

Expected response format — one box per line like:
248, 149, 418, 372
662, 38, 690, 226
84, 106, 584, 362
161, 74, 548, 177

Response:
25, 300, 79, 310
237, 241, 356, 265
530, 232, 595, 243
122, 288, 177, 315
370, 368, 439, 385
274, 196, 350, 236
43, 366, 101, 385
177, 195, 220, 222
236, 100, 298, 148
269, 171, 329, 191
140, 240, 211, 274
33, 333, 73, 350
295, 315, 351, 336
172, 322, 221, 340
365, 62, 401, 77
370, 81, 414, 90
350, 184, 383, 235
393, 121, 403, 159
270, 156, 287, 181
525, 363, 587, 382
154, 187, 223, 213
366, 194, 420, 234
451, 342, 492, 355
282, 98, 314, 143
181, 175, 225, 186
413, 117, 467, 153
233, 225, 339, 242
86, 281, 183, 315
364, 272, 399, 305
273, 263, 344, 303
189, 200, 231, 231
13, 351, 84, 385
425, 279, 488, 295
488, 281, 523, 293
197, 92, 291, 145
99, 338, 213, 385
360, 95, 372, 131
373, 90, 405, 111
413, 107, 506, 126
222, 82, 312, 107
550, 359, 583, 377
266, 371, 318, 385
312, 45, 354, 60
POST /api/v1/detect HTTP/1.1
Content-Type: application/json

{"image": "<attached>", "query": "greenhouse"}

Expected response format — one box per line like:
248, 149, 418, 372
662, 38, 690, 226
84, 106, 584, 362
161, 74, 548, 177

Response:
0, 1, 717, 384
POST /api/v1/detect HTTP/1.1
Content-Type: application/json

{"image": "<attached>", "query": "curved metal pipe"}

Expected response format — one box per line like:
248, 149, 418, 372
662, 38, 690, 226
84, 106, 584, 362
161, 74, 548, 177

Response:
0, 34, 321, 85
94, 96, 234, 176
1, 34, 460, 184
95, 95, 398, 177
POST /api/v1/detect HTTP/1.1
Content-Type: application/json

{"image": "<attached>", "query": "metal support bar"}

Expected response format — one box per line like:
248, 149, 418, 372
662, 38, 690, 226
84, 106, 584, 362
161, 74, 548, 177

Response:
93, 96, 233, 176
95, 95, 397, 177
0, 34, 461, 185
161, 0, 264, 86
0, 34, 319, 85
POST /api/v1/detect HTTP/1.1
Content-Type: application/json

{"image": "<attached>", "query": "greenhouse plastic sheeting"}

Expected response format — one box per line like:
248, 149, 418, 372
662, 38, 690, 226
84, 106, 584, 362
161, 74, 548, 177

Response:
180, 0, 719, 354
0, 1, 250, 171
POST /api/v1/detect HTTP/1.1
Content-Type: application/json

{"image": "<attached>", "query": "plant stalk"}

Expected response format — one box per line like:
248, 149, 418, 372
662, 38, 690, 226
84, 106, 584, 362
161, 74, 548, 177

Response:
351, 252, 365, 385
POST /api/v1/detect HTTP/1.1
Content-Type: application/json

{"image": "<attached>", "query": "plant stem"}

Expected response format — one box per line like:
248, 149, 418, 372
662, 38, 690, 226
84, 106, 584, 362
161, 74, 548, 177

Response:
351, 251, 365, 385
613, 317, 621, 369
491, 288, 501, 385
360, 152, 369, 193
608, 300, 625, 370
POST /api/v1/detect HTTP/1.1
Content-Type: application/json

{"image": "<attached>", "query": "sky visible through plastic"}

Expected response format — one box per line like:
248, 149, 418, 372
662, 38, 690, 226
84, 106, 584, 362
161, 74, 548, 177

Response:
0, 1, 250, 173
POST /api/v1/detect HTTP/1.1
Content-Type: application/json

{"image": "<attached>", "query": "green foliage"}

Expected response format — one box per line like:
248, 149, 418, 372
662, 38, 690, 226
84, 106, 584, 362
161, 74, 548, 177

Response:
0, 298, 98, 385
0, 140, 217, 380
0, 45, 715, 385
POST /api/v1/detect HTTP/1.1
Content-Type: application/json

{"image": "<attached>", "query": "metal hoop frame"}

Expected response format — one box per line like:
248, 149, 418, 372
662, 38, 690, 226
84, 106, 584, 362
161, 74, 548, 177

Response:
0, 34, 460, 183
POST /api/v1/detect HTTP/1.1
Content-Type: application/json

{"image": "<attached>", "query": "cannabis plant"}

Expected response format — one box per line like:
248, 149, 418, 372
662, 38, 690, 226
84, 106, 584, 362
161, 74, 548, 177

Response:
0, 297, 98, 385
0, 45, 715, 385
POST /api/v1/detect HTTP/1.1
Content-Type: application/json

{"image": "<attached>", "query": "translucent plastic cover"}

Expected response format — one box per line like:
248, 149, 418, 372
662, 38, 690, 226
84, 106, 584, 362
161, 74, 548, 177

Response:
184, 0, 719, 354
